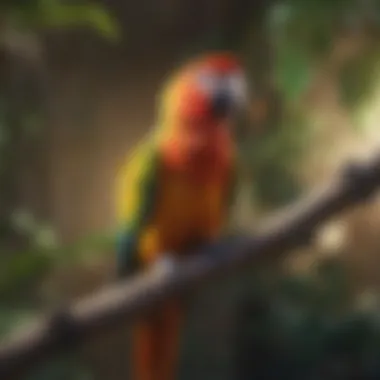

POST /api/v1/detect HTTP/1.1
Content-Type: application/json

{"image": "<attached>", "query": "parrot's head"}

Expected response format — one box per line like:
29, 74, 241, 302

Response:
157, 52, 247, 173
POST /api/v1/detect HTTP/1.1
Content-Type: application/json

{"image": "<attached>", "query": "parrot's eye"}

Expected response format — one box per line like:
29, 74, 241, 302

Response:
195, 69, 248, 106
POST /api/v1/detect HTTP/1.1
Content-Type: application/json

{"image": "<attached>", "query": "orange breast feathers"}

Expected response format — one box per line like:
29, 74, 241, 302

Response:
138, 162, 233, 266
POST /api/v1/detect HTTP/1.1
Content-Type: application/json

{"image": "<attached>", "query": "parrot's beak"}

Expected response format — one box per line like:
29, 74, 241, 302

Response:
211, 89, 234, 119
211, 83, 248, 120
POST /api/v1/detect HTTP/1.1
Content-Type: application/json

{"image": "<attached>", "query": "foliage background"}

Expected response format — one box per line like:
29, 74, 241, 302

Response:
2, 0, 380, 379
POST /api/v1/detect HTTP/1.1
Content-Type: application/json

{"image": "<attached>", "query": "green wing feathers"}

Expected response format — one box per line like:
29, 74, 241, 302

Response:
115, 140, 160, 277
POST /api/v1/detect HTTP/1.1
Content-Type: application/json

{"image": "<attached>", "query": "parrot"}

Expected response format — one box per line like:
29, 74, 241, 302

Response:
115, 51, 248, 380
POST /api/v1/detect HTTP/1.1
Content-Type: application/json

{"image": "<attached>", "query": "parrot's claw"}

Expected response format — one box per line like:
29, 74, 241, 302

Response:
152, 254, 178, 276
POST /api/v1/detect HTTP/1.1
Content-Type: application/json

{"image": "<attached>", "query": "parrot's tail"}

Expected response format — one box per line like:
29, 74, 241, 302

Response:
132, 301, 183, 380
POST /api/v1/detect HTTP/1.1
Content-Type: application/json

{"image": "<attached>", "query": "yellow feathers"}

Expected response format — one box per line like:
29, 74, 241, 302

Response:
115, 137, 156, 225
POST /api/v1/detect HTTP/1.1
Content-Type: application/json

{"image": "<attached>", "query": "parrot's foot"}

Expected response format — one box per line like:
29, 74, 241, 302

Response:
152, 253, 178, 276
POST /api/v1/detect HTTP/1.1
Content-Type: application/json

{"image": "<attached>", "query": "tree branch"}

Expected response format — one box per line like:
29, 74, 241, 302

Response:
1, 153, 380, 379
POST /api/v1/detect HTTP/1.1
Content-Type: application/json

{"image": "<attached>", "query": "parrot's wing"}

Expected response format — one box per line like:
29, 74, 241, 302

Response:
115, 138, 160, 277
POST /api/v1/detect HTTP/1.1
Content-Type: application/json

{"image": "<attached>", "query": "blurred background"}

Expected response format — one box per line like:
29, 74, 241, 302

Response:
3, 0, 380, 379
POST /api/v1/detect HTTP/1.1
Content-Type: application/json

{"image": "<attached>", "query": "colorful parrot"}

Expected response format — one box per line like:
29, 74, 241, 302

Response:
115, 51, 248, 380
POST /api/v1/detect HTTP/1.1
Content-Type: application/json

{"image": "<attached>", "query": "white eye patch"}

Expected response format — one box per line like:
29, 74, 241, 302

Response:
195, 69, 248, 105
225, 71, 248, 104
195, 70, 221, 95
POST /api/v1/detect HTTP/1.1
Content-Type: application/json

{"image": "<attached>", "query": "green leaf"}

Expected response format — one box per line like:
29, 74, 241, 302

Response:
238, 112, 309, 208
37, 0, 120, 41
0, 307, 38, 339
50, 230, 115, 265
0, 251, 52, 300
274, 44, 314, 103
4, 1, 121, 41
253, 164, 302, 208
338, 48, 380, 115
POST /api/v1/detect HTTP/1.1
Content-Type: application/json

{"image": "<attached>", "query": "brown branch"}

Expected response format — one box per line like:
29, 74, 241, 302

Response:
1, 153, 380, 379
